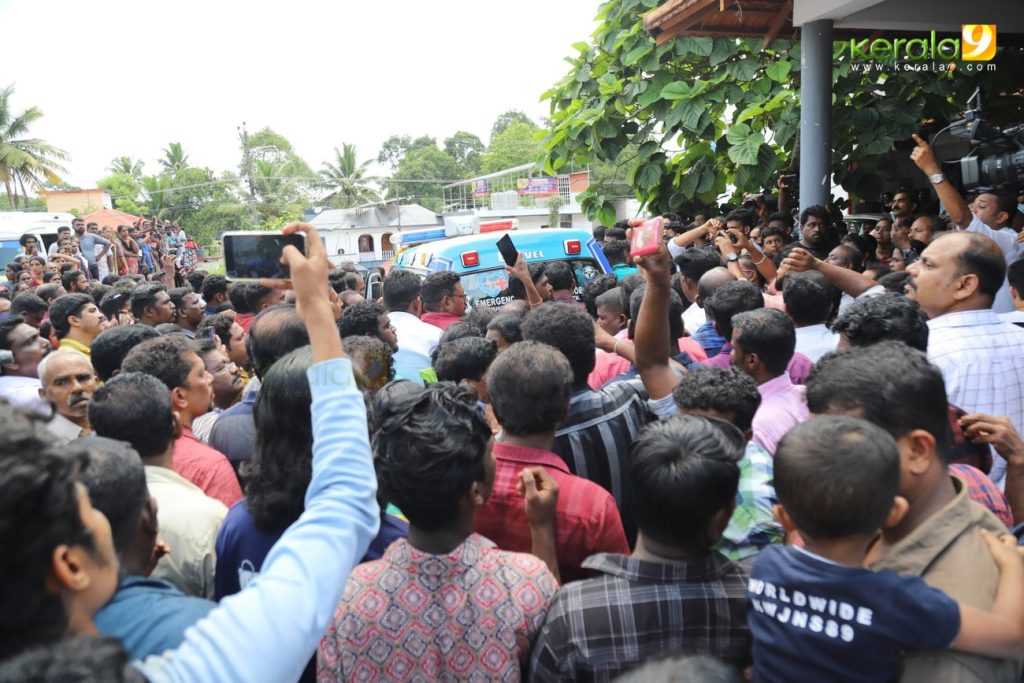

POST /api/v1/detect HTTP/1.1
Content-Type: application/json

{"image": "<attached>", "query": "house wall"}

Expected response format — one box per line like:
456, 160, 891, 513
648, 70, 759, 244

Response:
44, 190, 112, 214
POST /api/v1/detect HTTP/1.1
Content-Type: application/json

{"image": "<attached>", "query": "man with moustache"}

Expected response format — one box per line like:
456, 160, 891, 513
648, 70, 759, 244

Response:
38, 349, 97, 442
0, 315, 51, 416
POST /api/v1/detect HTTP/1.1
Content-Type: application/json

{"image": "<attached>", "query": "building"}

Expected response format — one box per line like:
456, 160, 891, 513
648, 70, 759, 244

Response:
42, 188, 113, 215
306, 202, 441, 267
443, 164, 594, 231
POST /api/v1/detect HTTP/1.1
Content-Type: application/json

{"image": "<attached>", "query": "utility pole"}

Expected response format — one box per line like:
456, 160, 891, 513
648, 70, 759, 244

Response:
238, 122, 258, 228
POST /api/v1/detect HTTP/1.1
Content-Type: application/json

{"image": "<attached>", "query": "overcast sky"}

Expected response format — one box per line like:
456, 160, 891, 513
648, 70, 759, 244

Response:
1, 0, 602, 188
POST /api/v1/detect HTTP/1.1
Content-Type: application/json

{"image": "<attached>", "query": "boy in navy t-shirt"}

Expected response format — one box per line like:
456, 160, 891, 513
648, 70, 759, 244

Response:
748, 416, 1024, 683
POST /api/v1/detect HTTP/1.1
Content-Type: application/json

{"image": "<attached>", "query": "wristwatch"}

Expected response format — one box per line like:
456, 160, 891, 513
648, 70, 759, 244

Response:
929, 172, 945, 185
726, 253, 739, 262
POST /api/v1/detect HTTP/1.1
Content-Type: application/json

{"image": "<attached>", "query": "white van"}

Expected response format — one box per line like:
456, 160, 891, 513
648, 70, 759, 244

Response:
0, 211, 76, 264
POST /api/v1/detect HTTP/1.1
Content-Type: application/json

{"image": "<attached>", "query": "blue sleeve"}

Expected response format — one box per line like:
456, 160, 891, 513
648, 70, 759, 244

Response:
883, 572, 962, 651
138, 358, 380, 683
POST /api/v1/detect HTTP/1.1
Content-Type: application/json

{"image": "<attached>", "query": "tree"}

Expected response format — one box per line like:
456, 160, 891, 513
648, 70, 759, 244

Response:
491, 109, 536, 140
480, 120, 543, 174
444, 131, 485, 178
241, 127, 316, 200
109, 156, 144, 178
377, 134, 412, 171
320, 143, 380, 208
0, 84, 68, 209
160, 142, 190, 173
97, 172, 147, 215
542, 0, 1024, 225
389, 144, 459, 212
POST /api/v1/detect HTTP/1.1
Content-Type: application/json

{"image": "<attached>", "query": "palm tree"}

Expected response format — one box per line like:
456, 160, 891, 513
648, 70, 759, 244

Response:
0, 85, 68, 209
160, 142, 190, 173
109, 156, 144, 178
141, 175, 173, 217
320, 143, 380, 207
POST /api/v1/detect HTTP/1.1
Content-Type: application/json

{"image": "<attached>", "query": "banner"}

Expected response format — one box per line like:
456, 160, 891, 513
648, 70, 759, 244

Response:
516, 176, 558, 195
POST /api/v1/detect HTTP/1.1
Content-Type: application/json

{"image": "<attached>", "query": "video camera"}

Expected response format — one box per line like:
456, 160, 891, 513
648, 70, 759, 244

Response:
942, 88, 1024, 191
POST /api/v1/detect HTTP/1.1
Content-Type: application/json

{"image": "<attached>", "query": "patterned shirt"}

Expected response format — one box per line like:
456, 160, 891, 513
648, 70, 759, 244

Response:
927, 309, 1024, 484
553, 380, 655, 544
716, 442, 783, 562
475, 442, 630, 583
949, 463, 1014, 528
529, 552, 751, 682
317, 534, 557, 682
692, 320, 726, 357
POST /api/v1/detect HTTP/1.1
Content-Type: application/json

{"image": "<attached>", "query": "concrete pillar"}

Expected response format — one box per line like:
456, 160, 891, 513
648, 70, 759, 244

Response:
799, 19, 834, 213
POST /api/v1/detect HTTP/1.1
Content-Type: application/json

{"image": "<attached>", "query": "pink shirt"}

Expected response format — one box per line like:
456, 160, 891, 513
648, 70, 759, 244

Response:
703, 345, 813, 385
420, 311, 462, 330
587, 338, 710, 390
173, 427, 243, 507
751, 373, 809, 455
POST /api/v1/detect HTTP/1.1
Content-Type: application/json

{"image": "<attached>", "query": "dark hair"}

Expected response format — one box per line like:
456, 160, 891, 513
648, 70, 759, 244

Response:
167, 287, 193, 317
618, 273, 645, 316
0, 405, 94, 659
806, 342, 952, 462
799, 204, 830, 226
725, 208, 755, 229
464, 305, 496, 335
227, 282, 252, 313
130, 283, 165, 319
60, 269, 84, 291
90, 325, 160, 382
594, 287, 623, 313
10, 292, 48, 317
343, 335, 396, 391
486, 313, 523, 346
521, 302, 596, 389
101, 275, 120, 286
592, 225, 606, 242
88, 284, 111, 308
248, 305, 309, 379
732, 308, 795, 376
630, 415, 745, 547
542, 261, 575, 292
382, 269, 422, 312
89, 372, 175, 460
247, 346, 314, 532
675, 247, 721, 283
48, 293, 93, 340
420, 271, 460, 311
947, 232, 1007, 303
782, 271, 834, 326
76, 436, 148, 558
602, 240, 630, 266
18, 234, 39, 248
243, 284, 275, 312
606, 227, 628, 241
34, 283, 62, 304
338, 301, 386, 339
373, 383, 491, 530
505, 262, 547, 301
775, 416, 900, 539
98, 290, 130, 320
672, 366, 761, 432
979, 189, 1018, 223
120, 335, 195, 391
581, 273, 618, 318
705, 280, 763, 341
0, 635, 139, 683
196, 312, 234, 350
629, 284, 684, 343
201, 274, 228, 303
877, 270, 912, 295
830, 245, 862, 272
186, 270, 206, 294
437, 320, 483, 347
434, 337, 497, 383
761, 225, 787, 241
0, 315, 26, 353
1009, 259, 1024, 299
488, 341, 572, 436
831, 294, 928, 352
369, 380, 424, 434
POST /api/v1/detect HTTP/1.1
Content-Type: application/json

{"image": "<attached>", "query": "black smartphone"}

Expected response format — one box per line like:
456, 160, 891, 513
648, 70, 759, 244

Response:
496, 234, 518, 267
223, 231, 306, 281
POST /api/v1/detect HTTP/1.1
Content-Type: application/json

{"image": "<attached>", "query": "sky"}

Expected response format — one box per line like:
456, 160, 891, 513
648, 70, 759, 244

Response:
0, 0, 603, 189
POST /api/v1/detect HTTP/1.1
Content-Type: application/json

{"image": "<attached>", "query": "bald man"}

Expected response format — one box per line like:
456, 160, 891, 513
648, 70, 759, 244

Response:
908, 232, 1024, 484
691, 267, 737, 357
38, 349, 97, 443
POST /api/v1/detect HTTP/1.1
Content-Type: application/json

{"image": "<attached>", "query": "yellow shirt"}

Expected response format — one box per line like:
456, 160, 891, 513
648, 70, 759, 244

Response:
58, 337, 91, 358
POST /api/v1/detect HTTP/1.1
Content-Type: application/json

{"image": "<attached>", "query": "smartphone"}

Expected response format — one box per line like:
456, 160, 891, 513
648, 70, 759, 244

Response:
496, 234, 518, 267
223, 231, 305, 281
630, 217, 663, 257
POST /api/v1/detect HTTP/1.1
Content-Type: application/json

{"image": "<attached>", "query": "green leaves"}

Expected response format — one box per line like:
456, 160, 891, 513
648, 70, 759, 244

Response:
765, 60, 792, 82
726, 123, 765, 165
660, 80, 707, 100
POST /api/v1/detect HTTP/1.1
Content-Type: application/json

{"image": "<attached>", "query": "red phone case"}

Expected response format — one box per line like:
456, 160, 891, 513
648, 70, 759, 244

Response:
630, 217, 663, 257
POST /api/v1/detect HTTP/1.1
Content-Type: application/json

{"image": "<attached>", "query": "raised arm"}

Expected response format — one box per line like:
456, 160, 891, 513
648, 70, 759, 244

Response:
506, 252, 544, 309
667, 218, 722, 258
780, 247, 879, 298
139, 224, 378, 683
633, 243, 681, 401
960, 414, 1024, 525
910, 133, 971, 229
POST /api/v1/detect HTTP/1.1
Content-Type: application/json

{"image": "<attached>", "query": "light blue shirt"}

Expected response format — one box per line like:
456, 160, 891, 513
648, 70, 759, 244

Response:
138, 357, 380, 682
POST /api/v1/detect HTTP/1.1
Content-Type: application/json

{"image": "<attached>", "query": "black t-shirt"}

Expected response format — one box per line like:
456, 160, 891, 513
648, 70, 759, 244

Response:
778, 241, 832, 262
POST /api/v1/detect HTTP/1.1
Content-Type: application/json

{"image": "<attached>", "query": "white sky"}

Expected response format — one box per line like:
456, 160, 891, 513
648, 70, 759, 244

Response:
0, 0, 602, 189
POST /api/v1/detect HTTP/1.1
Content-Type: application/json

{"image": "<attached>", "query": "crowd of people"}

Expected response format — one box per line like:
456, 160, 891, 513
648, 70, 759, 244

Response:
2, 135, 1024, 682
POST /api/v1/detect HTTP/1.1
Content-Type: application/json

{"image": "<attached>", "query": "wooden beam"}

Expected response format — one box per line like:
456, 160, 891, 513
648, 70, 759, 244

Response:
763, 0, 792, 48
646, 0, 719, 40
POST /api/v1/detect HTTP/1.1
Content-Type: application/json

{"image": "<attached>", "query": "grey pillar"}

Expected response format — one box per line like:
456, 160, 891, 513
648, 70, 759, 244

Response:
799, 19, 833, 213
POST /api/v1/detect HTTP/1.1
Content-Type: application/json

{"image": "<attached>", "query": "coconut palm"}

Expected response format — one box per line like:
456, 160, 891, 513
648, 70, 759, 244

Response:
160, 142, 190, 173
320, 143, 380, 208
0, 85, 68, 209
141, 175, 173, 217
109, 156, 144, 178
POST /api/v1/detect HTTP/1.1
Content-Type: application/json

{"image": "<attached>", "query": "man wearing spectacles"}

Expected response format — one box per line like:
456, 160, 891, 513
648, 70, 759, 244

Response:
420, 271, 468, 330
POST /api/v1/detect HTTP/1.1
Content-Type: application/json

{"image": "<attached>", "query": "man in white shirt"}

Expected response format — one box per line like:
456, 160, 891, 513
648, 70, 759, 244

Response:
0, 315, 51, 417
382, 269, 441, 385
907, 230, 1024, 485
782, 271, 838, 363
38, 350, 97, 443
89, 371, 227, 599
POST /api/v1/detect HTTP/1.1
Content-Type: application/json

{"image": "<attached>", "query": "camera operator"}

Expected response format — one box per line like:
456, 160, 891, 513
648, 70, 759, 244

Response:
910, 133, 1019, 313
